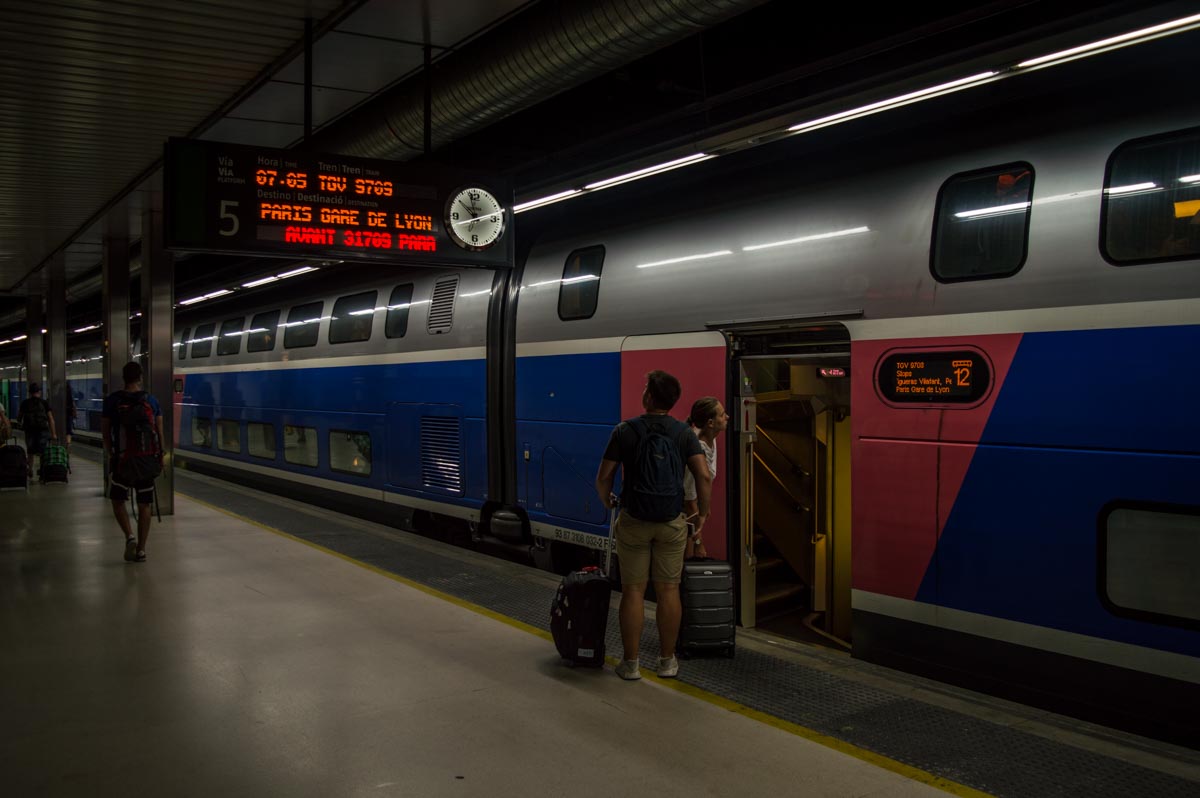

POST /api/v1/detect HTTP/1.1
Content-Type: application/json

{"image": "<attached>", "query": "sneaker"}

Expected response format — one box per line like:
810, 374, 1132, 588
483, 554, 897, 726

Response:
134, 550, 147, 563
124, 537, 137, 562
615, 659, 642, 681
656, 655, 679, 678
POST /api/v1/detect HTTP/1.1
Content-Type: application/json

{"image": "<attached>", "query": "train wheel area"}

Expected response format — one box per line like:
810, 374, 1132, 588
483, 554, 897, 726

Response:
4, 447, 1194, 797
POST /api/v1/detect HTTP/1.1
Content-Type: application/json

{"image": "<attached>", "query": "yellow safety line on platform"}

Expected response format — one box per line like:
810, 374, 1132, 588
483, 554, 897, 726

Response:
180, 490, 993, 798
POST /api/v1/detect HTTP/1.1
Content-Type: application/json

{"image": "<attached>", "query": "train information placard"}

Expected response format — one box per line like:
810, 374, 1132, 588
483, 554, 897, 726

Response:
877, 350, 990, 404
163, 138, 513, 268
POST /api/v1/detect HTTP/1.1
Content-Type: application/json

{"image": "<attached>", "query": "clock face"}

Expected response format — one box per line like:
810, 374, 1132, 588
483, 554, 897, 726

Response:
445, 187, 506, 251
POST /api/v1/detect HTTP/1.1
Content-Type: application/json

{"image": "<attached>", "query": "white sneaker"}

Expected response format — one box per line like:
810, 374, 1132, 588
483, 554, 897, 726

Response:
123, 537, 137, 562
615, 659, 642, 680
656, 655, 679, 678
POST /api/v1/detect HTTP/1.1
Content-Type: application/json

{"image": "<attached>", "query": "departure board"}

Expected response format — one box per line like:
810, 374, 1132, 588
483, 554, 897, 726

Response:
877, 351, 991, 404
163, 138, 513, 268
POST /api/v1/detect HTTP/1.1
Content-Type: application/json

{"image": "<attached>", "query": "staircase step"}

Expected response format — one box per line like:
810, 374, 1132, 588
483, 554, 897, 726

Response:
756, 581, 806, 607
756, 555, 787, 577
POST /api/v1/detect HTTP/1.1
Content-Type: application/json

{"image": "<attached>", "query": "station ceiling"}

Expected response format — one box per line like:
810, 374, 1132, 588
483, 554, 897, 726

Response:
0, 0, 1173, 325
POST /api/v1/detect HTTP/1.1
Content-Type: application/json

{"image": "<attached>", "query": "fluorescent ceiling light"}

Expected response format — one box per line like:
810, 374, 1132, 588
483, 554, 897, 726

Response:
1105, 182, 1158, 195
1018, 12, 1200, 68
954, 202, 1031, 219
743, 226, 870, 252
514, 190, 581, 213
636, 250, 732, 269
1179, 174, 1200, 184
278, 266, 317, 279
788, 72, 997, 134
0, 340, 10, 345
179, 289, 233, 306
72, 324, 101, 333
13, 335, 27, 341
585, 154, 712, 191
242, 275, 280, 288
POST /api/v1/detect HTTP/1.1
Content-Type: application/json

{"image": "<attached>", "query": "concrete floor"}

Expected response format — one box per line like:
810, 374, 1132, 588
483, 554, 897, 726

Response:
0, 457, 948, 797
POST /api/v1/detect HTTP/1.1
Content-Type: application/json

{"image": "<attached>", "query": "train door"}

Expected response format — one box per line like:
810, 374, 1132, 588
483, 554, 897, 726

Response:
731, 325, 852, 647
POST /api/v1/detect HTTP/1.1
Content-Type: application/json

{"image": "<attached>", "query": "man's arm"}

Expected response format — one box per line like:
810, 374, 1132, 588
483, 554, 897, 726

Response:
47, 409, 57, 440
686, 453, 712, 529
595, 459, 619, 509
156, 414, 165, 460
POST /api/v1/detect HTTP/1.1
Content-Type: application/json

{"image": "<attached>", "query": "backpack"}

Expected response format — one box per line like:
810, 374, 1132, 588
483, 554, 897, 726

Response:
113, 391, 162, 485
625, 417, 685, 522
25, 398, 49, 431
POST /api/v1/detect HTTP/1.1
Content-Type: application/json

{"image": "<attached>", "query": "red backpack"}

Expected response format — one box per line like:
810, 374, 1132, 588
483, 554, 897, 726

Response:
114, 391, 162, 484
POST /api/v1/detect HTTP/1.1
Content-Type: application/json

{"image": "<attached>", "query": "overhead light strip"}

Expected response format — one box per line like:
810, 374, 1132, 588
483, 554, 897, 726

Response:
513, 12, 1200, 216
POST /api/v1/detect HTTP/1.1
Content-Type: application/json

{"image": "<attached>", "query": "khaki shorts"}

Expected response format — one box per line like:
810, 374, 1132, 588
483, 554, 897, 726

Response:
615, 510, 687, 586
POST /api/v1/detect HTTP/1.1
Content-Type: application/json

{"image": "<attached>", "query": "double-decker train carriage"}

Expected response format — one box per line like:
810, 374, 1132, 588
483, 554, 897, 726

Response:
165, 29, 1198, 743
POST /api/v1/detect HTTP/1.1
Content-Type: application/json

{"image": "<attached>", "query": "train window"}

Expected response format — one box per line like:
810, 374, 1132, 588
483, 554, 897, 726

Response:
284, 301, 323, 349
329, 430, 371, 476
385, 284, 414, 339
217, 317, 244, 356
190, 324, 216, 358
248, 310, 281, 352
1101, 504, 1200, 629
1103, 128, 1200, 264
217, 420, 241, 453
329, 291, 378, 345
247, 422, 275, 460
176, 328, 190, 361
427, 276, 459, 335
191, 417, 212, 448
283, 424, 318, 467
931, 163, 1033, 282
558, 246, 605, 320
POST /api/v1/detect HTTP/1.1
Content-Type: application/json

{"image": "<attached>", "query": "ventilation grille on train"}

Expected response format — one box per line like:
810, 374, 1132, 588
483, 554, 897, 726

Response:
420, 416, 462, 492
427, 276, 459, 334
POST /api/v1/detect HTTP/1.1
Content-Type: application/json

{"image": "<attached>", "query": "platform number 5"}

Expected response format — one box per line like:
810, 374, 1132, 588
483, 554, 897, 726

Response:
219, 200, 240, 236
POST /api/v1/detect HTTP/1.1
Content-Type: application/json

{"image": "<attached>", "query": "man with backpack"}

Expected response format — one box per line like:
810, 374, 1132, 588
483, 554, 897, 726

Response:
101, 361, 164, 563
595, 370, 712, 681
17, 383, 57, 479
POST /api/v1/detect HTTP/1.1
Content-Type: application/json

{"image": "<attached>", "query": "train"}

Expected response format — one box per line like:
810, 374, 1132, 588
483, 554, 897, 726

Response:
10, 21, 1198, 745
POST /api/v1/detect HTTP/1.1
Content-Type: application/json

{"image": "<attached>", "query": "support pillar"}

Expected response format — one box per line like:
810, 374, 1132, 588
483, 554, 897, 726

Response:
143, 178, 174, 514
47, 254, 67, 443
25, 295, 43, 400
103, 204, 130, 480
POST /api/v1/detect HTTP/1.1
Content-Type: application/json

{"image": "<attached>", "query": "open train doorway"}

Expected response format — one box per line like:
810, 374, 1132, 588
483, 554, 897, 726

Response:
730, 325, 852, 649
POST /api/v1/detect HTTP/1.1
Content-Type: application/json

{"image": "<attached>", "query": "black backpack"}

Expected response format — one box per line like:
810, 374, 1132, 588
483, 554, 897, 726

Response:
25, 398, 49, 431
624, 417, 684, 522
114, 391, 162, 485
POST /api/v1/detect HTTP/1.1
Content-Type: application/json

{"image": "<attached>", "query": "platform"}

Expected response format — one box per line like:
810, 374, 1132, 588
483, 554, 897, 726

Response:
2, 453, 1198, 797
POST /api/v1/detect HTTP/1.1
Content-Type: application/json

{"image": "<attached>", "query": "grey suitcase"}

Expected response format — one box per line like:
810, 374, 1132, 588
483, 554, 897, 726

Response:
678, 558, 736, 658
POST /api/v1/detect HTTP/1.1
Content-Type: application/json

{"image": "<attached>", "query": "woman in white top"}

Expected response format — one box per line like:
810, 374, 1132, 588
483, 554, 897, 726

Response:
683, 396, 728, 559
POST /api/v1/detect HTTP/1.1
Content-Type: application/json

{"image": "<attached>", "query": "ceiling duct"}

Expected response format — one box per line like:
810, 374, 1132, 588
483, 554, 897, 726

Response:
319, 0, 772, 160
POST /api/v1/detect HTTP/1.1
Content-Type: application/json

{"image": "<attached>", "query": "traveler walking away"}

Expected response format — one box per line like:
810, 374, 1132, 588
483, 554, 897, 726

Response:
16, 383, 57, 479
683, 397, 728, 559
0, 403, 11, 444
101, 362, 164, 563
595, 370, 711, 680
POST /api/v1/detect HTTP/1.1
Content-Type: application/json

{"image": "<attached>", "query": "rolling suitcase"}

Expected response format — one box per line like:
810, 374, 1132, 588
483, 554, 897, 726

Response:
39, 442, 69, 484
550, 565, 612, 666
678, 557, 736, 659
0, 442, 29, 491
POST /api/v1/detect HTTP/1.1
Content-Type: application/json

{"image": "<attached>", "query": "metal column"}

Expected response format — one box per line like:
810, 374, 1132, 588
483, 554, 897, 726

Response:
46, 254, 67, 442
24, 295, 43, 399
103, 205, 130, 396
142, 179, 174, 513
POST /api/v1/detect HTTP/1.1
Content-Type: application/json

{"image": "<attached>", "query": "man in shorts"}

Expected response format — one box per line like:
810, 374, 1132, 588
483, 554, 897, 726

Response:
101, 362, 164, 563
595, 370, 712, 680
17, 382, 57, 479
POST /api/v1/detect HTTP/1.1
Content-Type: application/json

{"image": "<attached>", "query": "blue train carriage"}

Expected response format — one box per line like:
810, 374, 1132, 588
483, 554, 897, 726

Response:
172, 266, 494, 532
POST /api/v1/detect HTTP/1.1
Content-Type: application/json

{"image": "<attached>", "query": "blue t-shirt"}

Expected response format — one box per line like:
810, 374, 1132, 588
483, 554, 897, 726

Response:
102, 390, 162, 450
